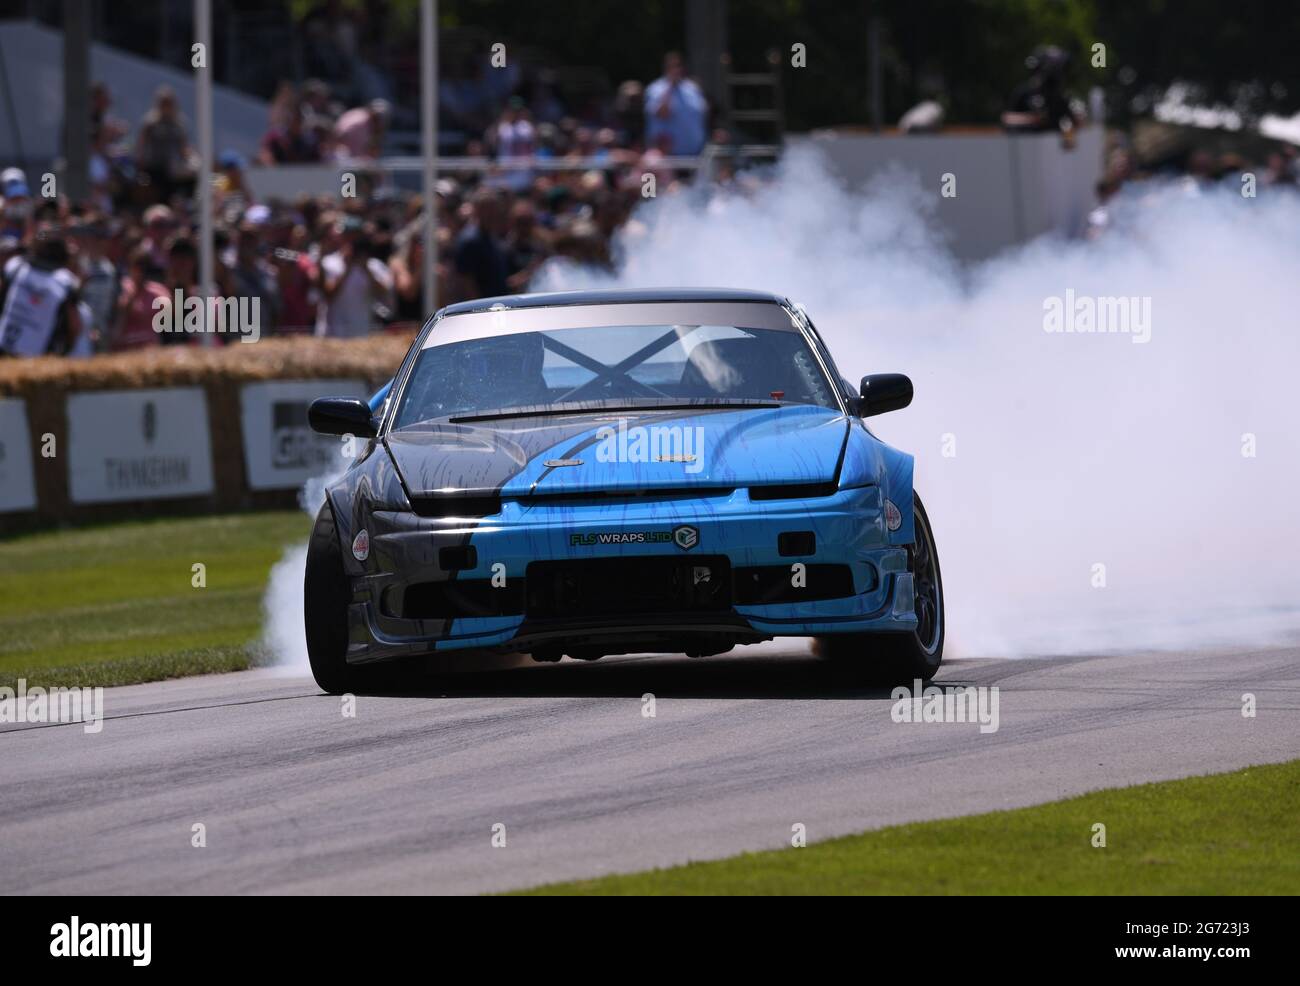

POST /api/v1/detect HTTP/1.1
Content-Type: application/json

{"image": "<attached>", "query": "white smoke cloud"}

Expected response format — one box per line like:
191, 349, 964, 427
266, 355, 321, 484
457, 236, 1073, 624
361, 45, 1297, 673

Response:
262, 543, 310, 672
262, 449, 350, 674
264, 148, 1299, 665
538, 146, 1300, 656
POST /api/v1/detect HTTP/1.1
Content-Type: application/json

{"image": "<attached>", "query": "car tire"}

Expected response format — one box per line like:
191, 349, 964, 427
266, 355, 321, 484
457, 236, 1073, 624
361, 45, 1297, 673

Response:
304, 502, 368, 695
818, 493, 945, 684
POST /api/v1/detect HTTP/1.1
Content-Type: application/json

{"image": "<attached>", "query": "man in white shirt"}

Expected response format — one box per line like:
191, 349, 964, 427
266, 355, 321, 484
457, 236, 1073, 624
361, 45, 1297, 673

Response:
315, 218, 394, 338
491, 97, 536, 193
0, 231, 82, 357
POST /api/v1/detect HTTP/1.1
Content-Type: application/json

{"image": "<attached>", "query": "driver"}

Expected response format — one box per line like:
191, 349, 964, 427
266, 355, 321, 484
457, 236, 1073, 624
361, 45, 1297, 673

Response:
457, 331, 549, 409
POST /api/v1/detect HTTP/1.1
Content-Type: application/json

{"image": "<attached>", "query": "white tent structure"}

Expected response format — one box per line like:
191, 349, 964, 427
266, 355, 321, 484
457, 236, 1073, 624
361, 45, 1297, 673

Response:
0, 19, 266, 167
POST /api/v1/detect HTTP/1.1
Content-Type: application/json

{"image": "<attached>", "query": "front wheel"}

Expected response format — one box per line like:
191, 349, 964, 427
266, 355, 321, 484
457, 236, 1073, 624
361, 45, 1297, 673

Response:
817, 493, 945, 683
304, 503, 371, 694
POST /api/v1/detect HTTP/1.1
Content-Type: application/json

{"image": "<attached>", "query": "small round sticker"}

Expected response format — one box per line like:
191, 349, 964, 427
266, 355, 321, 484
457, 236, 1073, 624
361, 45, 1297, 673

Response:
884, 499, 902, 532
352, 530, 370, 561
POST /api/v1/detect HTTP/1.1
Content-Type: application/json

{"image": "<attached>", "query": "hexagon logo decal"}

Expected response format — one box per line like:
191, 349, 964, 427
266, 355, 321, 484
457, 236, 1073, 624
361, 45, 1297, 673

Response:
673, 524, 700, 551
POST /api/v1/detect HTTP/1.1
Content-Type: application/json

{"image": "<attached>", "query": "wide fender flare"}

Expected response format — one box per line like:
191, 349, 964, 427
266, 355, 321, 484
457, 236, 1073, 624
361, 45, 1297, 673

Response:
840, 424, 915, 546
320, 441, 407, 576
879, 444, 916, 546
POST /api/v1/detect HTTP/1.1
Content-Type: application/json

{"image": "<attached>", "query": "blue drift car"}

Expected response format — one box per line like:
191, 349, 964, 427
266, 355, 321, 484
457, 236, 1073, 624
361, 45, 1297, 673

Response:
305, 289, 943, 692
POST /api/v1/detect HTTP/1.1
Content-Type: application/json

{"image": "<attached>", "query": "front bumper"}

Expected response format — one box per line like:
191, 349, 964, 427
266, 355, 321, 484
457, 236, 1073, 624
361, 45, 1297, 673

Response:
341, 485, 918, 665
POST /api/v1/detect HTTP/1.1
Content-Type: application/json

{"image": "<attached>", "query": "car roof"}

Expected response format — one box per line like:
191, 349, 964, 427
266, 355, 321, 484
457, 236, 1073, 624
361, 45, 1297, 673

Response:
437, 287, 790, 318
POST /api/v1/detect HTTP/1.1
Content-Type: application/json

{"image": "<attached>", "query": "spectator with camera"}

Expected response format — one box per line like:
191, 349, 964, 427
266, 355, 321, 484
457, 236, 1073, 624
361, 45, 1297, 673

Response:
316, 215, 393, 338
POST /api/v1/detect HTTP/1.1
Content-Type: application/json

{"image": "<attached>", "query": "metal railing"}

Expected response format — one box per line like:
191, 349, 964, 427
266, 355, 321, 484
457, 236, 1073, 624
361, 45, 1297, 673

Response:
349, 143, 782, 195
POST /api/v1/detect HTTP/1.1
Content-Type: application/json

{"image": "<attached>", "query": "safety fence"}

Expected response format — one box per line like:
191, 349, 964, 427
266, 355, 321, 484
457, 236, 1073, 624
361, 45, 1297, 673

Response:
0, 333, 409, 531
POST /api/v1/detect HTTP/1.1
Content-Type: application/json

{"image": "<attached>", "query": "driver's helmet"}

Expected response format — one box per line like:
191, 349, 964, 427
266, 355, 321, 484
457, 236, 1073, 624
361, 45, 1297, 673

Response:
460, 331, 547, 406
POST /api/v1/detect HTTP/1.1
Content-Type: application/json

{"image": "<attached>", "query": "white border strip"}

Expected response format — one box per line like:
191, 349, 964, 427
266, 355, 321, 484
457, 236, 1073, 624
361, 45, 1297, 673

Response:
422, 301, 799, 348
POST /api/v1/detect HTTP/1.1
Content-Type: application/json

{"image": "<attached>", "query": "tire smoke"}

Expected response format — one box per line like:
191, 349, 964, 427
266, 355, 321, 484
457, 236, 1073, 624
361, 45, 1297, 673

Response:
262, 456, 345, 673
537, 147, 1300, 655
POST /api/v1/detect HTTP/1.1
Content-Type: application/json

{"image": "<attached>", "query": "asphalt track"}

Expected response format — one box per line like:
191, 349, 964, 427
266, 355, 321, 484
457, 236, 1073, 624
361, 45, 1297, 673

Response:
2, 645, 1296, 894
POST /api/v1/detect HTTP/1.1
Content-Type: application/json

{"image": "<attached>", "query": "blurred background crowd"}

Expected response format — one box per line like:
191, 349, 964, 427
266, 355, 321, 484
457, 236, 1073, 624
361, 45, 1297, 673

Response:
1, 0, 1298, 357
0, 44, 724, 355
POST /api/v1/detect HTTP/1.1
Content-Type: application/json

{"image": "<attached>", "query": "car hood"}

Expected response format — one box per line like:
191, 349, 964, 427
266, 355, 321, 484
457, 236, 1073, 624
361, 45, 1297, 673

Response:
384, 404, 849, 499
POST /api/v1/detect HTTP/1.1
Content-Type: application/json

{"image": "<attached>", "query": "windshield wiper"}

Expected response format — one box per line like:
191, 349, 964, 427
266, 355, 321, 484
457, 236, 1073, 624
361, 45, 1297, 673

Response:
447, 398, 783, 424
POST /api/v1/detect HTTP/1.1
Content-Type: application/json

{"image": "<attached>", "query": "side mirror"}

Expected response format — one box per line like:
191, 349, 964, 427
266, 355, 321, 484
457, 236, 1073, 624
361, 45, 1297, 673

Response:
858, 373, 913, 417
309, 397, 378, 437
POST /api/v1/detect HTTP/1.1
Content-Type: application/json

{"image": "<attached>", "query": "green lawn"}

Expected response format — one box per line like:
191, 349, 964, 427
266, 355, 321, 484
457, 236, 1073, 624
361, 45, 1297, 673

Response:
0, 511, 310, 689
518, 760, 1300, 895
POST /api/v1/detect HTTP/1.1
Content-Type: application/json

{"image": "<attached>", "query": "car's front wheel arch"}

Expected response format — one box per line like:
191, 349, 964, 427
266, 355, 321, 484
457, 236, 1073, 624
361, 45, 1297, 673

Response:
816, 491, 945, 683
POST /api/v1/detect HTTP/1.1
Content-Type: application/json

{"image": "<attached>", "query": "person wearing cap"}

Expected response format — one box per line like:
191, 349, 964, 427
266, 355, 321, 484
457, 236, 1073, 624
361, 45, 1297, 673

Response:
0, 227, 83, 357
1002, 45, 1081, 139
1, 169, 32, 241
0, 166, 27, 191
214, 149, 254, 223
228, 222, 278, 337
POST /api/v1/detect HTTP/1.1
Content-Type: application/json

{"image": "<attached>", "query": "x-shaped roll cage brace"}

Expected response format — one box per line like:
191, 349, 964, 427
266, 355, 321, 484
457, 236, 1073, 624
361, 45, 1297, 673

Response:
542, 324, 713, 402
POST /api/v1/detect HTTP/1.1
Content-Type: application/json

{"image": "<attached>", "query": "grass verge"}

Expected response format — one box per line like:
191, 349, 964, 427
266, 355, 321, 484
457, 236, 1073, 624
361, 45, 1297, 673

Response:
517, 760, 1300, 895
0, 511, 309, 689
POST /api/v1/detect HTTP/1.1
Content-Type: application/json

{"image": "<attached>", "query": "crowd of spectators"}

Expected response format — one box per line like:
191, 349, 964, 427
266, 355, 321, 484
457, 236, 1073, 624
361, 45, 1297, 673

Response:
0, 51, 718, 358
1083, 137, 1299, 240
17, 32, 1291, 361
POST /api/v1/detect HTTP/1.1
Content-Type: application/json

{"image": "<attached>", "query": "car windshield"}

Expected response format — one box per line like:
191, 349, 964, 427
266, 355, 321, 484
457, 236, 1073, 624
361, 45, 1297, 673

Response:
391, 321, 840, 428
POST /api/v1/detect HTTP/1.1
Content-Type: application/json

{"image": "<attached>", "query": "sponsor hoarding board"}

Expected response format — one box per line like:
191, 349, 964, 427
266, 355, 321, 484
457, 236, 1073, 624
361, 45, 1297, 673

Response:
240, 379, 368, 490
67, 388, 214, 504
0, 398, 37, 513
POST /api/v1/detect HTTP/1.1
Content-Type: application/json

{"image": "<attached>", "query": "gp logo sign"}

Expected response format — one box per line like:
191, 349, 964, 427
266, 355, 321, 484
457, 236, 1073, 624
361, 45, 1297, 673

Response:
673, 525, 700, 551
240, 379, 367, 490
